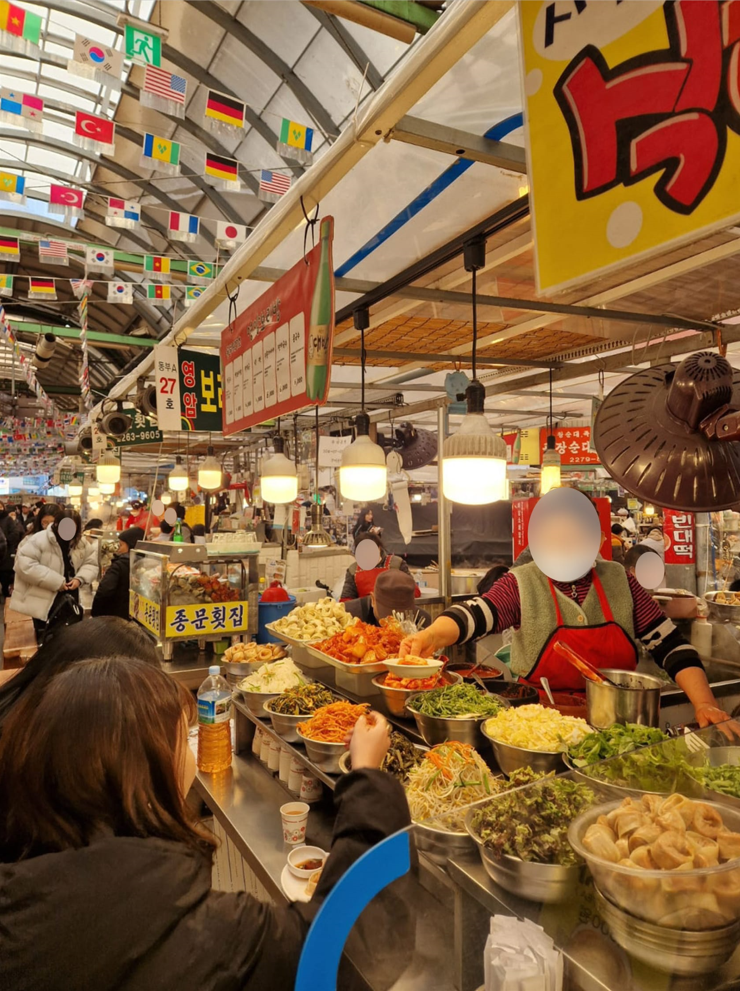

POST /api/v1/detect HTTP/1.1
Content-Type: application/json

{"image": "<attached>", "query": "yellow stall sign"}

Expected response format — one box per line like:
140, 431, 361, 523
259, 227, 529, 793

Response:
165, 601, 249, 639
520, 1, 740, 292
130, 590, 161, 637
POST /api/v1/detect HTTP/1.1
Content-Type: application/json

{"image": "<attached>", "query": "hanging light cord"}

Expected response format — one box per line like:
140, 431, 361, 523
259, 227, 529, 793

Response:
548, 367, 554, 437
471, 265, 478, 381
360, 323, 366, 411
315, 404, 320, 502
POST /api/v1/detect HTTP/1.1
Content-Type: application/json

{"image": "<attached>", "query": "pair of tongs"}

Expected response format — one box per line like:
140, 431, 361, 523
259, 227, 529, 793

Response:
552, 641, 619, 687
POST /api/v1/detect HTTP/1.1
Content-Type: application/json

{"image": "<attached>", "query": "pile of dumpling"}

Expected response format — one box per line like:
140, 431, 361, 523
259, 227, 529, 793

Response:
582, 794, 740, 929
272, 597, 355, 641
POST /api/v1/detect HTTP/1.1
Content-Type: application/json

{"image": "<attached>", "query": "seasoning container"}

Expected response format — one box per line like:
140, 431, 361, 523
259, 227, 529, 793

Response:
691, 615, 713, 658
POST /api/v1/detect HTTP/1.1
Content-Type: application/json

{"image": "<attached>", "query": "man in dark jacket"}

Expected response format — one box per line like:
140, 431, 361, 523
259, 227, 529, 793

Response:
0, 506, 14, 597
91, 527, 144, 620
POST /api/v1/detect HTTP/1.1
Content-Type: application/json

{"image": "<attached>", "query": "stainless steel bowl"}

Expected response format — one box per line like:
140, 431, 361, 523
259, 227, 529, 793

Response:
585, 669, 662, 730
404, 692, 509, 749
263, 701, 307, 743
240, 689, 281, 718
372, 671, 462, 718
465, 806, 579, 902
704, 591, 740, 624
338, 742, 428, 776
295, 728, 345, 774
595, 887, 740, 976
224, 659, 264, 688
481, 726, 566, 776
413, 819, 475, 866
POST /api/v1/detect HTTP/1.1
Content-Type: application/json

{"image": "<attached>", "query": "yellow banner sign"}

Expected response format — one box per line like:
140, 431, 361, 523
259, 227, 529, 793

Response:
520, 1, 740, 292
130, 590, 161, 637
165, 600, 249, 639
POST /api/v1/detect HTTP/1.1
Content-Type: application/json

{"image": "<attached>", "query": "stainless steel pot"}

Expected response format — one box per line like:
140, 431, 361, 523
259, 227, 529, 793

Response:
450, 571, 486, 596
585, 669, 662, 729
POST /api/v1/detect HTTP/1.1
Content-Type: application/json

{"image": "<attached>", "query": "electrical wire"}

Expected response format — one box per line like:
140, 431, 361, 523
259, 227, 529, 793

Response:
471, 265, 477, 381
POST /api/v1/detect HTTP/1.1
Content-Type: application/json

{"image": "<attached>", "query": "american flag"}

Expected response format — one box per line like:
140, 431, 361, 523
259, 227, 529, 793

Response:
259, 170, 292, 197
143, 65, 187, 105
39, 239, 68, 261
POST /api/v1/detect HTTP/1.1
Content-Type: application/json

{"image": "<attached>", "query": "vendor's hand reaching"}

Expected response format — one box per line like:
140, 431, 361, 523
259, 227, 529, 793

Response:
399, 628, 436, 658
347, 712, 391, 770
696, 703, 740, 741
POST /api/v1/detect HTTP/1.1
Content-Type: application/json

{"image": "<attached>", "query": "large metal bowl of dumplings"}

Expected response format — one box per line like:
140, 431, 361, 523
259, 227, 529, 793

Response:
569, 795, 740, 931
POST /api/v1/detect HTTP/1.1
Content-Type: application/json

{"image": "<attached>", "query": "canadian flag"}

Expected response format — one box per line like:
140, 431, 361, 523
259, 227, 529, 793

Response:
215, 220, 247, 248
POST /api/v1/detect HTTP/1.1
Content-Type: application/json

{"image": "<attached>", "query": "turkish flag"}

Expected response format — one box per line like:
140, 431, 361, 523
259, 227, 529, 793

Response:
49, 184, 83, 208
74, 111, 114, 145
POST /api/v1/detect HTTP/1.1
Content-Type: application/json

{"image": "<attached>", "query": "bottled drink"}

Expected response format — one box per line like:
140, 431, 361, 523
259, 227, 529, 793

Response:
197, 665, 232, 773
305, 218, 333, 401
173, 518, 184, 543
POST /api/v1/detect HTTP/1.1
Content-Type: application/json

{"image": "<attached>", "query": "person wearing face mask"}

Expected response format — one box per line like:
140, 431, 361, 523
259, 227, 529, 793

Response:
28, 504, 62, 537
401, 492, 730, 730
0, 657, 410, 991
92, 528, 144, 620
11, 512, 99, 641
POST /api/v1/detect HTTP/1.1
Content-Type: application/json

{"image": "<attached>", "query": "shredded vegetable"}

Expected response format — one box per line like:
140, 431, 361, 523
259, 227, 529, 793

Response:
405, 741, 499, 830
694, 762, 740, 799
407, 683, 506, 718
269, 683, 335, 716
483, 704, 590, 752
345, 731, 425, 782
238, 658, 306, 694
297, 701, 369, 742
568, 723, 668, 767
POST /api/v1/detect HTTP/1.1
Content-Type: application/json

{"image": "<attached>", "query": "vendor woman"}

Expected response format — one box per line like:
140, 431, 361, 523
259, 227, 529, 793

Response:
401, 490, 731, 729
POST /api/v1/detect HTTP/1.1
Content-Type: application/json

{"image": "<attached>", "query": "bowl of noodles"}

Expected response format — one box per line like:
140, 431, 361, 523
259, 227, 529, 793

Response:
296, 701, 369, 773
404, 741, 504, 864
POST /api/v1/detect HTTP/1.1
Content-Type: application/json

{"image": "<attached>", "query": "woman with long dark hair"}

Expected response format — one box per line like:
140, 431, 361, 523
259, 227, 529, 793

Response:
0, 657, 409, 990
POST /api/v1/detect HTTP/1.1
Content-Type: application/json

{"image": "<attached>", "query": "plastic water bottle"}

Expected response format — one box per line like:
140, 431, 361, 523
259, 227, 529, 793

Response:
197, 665, 233, 773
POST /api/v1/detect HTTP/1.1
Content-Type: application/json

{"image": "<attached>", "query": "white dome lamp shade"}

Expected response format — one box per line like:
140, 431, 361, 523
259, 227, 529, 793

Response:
68, 479, 84, 496
441, 238, 506, 505
338, 308, 387, 502
99, 482, 116, 495
260, 436, 298, 504
442, 381, 507, 504
198, 446, 222, 491
160, 492, 172, 505
96, 451, 120, 484
168, 456, 188, 492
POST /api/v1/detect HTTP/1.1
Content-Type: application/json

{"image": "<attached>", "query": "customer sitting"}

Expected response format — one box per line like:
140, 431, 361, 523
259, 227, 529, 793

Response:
344, 568, 430, 628
0, 617, 159, 733
92, 528, 145, 620
0, 657, 408, 991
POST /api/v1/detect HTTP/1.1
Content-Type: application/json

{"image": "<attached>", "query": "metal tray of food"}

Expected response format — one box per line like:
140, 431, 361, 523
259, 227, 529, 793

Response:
305, 644, 388, 675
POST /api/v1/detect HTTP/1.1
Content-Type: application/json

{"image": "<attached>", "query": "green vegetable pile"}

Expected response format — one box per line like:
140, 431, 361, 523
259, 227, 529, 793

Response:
568, 723, 668, 767
571, 736, 700, 794
269, 683, 335, 716
345, 731, 425, 782
692, 762, 740, 799
407, 683, 506, 718
470, 776, 595, 865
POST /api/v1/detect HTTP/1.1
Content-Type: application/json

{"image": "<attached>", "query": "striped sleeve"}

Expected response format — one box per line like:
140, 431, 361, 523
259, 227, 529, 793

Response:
626, 572, 704, 677
440, 572, 522, 644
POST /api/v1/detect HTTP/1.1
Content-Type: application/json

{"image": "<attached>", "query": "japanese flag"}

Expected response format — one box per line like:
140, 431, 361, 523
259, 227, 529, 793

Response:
215, 221, 247, 248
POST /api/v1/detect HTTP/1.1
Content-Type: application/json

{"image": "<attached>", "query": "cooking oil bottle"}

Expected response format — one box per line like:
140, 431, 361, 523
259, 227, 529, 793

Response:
197, 665, 232, 773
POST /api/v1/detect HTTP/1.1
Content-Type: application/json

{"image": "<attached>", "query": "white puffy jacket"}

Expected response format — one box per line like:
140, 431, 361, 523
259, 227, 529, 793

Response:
11, 527, 99, 620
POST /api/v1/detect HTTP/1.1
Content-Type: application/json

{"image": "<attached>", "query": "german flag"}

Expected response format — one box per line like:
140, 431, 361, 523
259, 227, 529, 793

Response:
205, 89, 244, 128
205, 152, 238, 182
28, 277, 56, 295
0, 234, 19, 256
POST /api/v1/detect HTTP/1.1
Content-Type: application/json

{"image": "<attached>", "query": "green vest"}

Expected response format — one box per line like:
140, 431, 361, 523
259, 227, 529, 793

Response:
509, 561, 636, 679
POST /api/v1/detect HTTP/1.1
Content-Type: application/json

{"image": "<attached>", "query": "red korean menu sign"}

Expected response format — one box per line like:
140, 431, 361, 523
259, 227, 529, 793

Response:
663, 509, 695, 565
512, 496, 612, 561
221, 217, 335, 435
539, 427, 600, 466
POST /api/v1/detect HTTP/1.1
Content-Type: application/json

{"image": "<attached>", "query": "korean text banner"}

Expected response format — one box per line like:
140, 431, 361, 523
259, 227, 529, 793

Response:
663, 508, 696, 564
154, 345, 222, 432
519, 2, 740, 293
221, 216, 335, 435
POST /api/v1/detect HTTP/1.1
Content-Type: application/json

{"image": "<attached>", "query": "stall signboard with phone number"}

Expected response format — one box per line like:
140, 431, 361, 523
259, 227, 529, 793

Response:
165, 601, 249, 639
129, 589, 161, 637
115, 411, 163, 448
538, 427, 600, 466
154, 346, 223, 432
512, 496, 613, 561
220, 216, 335, 436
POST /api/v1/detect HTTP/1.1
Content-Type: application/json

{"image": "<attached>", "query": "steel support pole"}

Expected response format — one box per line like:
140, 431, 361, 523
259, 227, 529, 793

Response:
437, 404, 451, 606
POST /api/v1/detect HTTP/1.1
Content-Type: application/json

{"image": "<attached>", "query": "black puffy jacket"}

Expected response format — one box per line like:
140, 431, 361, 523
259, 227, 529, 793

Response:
0, 769, 410, 991
91, 554, 130, 619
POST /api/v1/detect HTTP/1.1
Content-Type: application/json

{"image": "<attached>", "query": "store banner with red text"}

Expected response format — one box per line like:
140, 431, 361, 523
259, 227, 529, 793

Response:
221, 217, 335, 435
539, 427, 600, 466
512, 496, 612, 561
520, 2, 740, 293
663, 509, 696, 565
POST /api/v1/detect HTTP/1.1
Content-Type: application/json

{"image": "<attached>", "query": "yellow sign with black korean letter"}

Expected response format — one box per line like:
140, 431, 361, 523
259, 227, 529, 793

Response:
165, 601, 249, 639
130, 590, 161, 636
520, 1, 740, 292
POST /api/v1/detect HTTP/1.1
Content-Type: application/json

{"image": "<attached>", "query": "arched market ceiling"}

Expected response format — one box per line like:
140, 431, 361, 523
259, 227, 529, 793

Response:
0, 0, 420, 409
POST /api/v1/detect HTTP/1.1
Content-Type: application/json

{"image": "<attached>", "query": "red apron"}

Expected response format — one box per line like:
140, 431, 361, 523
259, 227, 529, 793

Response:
354, 555, 393, 598
524, 570, 637, 691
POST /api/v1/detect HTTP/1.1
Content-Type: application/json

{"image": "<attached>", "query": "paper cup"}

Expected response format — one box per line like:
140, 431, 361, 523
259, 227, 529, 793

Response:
259, 734, 271, 764
252, 726, 263, 756
279, 748, 291, 783
281, 801, 309, 845
268, 739, 281, 772
288, 756, 304, 794
300, 773, 323, 803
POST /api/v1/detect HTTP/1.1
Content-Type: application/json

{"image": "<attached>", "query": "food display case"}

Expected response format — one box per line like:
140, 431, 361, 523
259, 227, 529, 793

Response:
129, 541, 259, 658
85, 528, 121, 576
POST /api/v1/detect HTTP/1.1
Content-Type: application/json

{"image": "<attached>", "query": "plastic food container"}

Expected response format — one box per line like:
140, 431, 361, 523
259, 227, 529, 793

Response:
569, 799, 740, 930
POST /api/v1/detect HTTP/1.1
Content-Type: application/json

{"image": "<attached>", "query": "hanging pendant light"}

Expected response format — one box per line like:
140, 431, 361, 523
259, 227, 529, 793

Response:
96, 450, 120, 484
339, 309, 387, 501
540, 368, 561, 496
260, 435, 298, 504
99, 481, 115, 495
198, 445, 222, 491
442, 240, 507, 505
168, 455, 188, 492
68, 479, 83, 497
160, 491, 172, 505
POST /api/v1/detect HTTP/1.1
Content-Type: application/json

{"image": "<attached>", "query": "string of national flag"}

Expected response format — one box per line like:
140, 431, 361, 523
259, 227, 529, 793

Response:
0, 303, 55, 413
0, 273, 210, 308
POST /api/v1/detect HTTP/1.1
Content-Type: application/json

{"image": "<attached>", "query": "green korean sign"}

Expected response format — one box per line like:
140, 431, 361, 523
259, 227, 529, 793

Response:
116, 413, 163, 448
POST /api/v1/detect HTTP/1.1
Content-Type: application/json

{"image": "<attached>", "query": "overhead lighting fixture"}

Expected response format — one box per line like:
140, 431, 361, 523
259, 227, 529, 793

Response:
87, 485, 99, 497
644, 503, 656, 516
339, 308, 387, 502
96, 451, 121, 484
540, 368, 561, 496
260, 435, 298, 504
68, 480, 83, 497
198, 445, 222, 491
442, 240, 507, 505
160, 492, 172, 505
168, 455, 188, 492
99, 482, 115, 495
